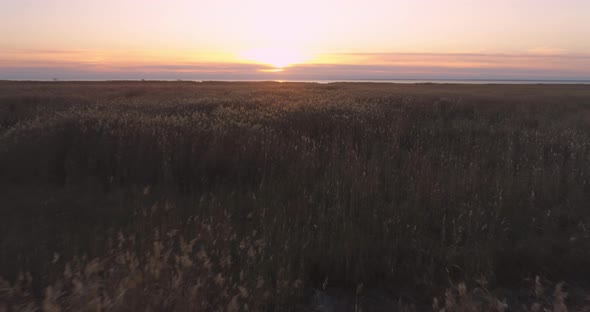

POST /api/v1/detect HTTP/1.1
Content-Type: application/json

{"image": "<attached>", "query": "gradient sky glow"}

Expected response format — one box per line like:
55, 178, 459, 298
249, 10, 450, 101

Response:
1, 0, 589, 80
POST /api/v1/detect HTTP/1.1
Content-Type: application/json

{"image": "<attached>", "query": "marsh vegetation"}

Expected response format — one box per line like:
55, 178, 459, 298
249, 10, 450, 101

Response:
1, 81, 589, 311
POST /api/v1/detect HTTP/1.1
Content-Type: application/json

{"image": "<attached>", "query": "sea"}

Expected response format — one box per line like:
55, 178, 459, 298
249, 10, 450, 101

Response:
196, 79, 590, 84
10, 79, 590, 84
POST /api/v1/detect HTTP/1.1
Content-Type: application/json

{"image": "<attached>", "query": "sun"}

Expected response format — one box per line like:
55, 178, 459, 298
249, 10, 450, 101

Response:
239, 47, 310, 69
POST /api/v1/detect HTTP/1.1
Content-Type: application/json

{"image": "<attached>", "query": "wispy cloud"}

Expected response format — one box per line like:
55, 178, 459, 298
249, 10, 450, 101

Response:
1, 51, 589, 80
527, 47, 567, 55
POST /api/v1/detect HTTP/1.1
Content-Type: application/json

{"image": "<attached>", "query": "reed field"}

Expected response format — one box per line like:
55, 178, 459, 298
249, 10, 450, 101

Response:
1, 81, 590, 311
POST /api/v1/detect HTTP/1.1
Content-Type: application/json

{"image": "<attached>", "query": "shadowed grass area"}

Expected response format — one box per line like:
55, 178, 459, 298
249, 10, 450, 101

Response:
1, 81, 589, 310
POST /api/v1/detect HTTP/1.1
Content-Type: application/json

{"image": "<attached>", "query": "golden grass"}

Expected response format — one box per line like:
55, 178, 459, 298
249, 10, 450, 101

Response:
1, 81, 590, 310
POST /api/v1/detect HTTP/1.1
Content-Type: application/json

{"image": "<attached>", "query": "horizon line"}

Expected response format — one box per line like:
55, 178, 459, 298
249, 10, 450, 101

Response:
3, 78, 590, 84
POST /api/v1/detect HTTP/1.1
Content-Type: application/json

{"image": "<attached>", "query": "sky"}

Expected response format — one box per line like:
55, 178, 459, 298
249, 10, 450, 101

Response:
1, 0, 589, 80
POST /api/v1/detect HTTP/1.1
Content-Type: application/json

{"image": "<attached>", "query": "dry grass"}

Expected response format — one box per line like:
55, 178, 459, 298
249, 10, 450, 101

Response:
1, 205, 302, 311
1, 81, 589, 310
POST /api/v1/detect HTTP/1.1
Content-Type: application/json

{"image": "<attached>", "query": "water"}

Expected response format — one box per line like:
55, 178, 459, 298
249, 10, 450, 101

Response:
15, 78, 590, 84
196, 79, 590, 84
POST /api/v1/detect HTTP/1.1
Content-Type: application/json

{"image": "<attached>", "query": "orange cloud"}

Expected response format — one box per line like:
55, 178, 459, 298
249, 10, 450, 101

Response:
1, 50, 589, 81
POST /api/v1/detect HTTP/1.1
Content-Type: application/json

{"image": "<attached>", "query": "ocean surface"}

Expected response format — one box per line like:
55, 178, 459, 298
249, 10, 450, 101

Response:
8, 79, 590, 84
196, 79, 590, 84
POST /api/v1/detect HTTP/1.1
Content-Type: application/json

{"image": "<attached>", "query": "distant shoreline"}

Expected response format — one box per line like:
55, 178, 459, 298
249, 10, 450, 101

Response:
2, 78, 590, 84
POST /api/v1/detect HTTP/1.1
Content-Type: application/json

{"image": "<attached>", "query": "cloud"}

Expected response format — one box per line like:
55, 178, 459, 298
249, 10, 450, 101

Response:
1, 52, 589, 80
527, 47, 567, 55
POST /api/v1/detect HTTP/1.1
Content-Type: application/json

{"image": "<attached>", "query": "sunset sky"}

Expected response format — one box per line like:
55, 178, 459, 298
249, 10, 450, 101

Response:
1, 0, 589, 80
